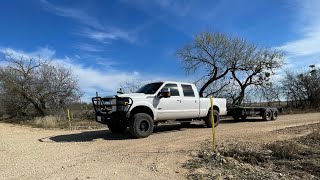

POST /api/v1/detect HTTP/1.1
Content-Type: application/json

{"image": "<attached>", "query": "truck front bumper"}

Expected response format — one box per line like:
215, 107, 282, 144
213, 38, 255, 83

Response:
95, 112, 128, 124
92, 96, 132, 124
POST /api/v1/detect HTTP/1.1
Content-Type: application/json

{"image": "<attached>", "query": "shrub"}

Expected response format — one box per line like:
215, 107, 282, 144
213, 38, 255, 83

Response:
33, 116, 68, 128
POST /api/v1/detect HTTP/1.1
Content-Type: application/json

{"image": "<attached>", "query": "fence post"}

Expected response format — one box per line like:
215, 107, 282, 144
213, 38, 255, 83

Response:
67, 109, 71, 127
210, 96, 215, 150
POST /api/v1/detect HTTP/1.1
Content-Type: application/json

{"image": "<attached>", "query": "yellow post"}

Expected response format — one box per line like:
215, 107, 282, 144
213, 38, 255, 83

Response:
210, 96, 215, 150
67, 109, 71, 127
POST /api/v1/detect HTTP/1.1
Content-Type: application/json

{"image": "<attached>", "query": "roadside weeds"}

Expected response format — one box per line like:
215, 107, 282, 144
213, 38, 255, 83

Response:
184, 124, 320, 180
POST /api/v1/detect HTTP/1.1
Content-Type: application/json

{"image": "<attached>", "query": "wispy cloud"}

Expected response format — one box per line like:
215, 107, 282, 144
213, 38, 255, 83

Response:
122, 0, 194, 17
77, 28, 135, 44
40, 0, 103, 29
278, 0, 320, 58
40, 0, 136, 44
119, 0, 215, 38
74, 43, 104, 52
152, 0, 193, 17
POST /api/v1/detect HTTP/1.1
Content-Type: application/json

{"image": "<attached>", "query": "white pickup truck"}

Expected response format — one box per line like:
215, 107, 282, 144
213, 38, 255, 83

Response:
92, 81, 227, 138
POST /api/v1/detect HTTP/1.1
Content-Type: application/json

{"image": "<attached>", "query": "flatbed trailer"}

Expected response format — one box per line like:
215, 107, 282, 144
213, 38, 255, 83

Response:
227, 106, 283, 121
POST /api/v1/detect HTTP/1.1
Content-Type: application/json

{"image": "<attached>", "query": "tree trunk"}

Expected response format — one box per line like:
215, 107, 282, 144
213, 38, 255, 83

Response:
199, 78, 216, 97
23, 95, 46, 116
233, 87, 246, 105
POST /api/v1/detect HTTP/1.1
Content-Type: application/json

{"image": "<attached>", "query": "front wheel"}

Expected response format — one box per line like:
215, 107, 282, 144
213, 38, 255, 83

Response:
205, 110, 220, 128
129, 113, 154, 138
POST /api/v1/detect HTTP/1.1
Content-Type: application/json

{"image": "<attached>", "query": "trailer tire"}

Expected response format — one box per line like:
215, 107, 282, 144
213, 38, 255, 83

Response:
263, 108, 272, 121
271, 109, 279, 120
205, 110, 220, 128
129, 113, 154, 138
107, 120, 127, 133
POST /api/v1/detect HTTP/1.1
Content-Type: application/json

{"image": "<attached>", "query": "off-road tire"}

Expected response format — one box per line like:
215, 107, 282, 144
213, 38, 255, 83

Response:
129, 113, 154, 138
271, 109, 279, 120
263, 108, 272, 121
205, 110, 220, 128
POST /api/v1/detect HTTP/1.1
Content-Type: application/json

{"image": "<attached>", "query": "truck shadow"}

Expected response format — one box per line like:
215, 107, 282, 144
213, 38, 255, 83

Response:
43, 123, 204, 142
220, 117, 267, 124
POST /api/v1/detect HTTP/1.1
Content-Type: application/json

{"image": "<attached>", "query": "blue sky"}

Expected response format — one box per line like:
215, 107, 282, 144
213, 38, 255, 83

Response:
1, 0, 320, 101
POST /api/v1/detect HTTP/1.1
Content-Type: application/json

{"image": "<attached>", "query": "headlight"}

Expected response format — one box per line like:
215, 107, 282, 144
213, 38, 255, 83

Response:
116, 97, 130, 111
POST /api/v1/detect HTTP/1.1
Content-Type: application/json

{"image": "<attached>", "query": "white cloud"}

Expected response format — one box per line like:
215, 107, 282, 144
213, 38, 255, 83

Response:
279, 27, 320, 57
0, 47, 139, 100
77, 28, 135, 44
278, 0, 320, 58
0, 46, 56, 59
0, 47, 188, 102
74, 43, 104, 52
40, 0, 136, 44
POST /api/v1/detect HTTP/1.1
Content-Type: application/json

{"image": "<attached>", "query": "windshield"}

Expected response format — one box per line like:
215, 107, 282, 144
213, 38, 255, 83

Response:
136, 82, 163, 94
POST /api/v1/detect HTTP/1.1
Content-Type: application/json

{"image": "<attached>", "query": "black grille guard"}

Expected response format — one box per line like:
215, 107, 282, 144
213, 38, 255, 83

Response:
92, 96, 133, 115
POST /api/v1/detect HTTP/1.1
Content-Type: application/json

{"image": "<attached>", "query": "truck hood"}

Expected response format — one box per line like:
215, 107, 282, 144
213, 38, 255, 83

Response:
117, 93, 154, 99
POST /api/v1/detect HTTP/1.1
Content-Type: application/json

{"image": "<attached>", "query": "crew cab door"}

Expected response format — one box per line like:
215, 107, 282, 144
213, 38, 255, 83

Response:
179, 84, 199, 119
155, 83, 183, 120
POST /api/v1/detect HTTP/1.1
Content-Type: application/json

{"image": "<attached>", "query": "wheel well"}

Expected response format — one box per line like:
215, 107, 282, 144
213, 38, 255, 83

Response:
213, 106, 220, 113
130, 106, 154, 119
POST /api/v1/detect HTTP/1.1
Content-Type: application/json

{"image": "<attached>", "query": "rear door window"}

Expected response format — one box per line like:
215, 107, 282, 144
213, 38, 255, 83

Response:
181, 84, 195, 97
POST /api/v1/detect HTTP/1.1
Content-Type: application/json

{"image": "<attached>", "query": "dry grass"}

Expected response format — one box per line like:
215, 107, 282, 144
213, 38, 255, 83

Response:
29, 115, 105, 129
185, 130, 320, 180
33, 116, 68, 128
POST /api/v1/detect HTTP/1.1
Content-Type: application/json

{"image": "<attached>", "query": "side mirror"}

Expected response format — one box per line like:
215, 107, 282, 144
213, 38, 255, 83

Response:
158, 88, 171, 98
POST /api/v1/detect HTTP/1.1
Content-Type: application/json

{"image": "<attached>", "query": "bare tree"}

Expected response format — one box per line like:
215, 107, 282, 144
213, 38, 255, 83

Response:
195, 76, 232, 98
177, 32, 231, 97
230, 47, 284, 105
259, 83, 283, 106
282, 65, 320, 109
177, 31, 284, 102
120, 79, 144, 93
215, 80, 241, 106
0, 54, 81, 116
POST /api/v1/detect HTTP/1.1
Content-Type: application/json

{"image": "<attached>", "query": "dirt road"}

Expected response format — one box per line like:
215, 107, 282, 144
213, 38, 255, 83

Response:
1, 113, 320, 180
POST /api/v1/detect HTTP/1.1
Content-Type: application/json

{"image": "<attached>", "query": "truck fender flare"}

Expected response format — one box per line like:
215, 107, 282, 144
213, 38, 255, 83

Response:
129, 104, 155, 120
206, 103, 220, 115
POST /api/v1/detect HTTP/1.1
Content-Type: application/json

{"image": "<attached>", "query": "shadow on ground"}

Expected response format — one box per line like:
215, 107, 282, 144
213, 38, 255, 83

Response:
220, 117, 267, 124
43, 123, 204, 142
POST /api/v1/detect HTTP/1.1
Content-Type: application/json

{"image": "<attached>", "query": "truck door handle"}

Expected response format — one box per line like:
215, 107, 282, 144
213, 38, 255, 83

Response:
177, 100, 181, 103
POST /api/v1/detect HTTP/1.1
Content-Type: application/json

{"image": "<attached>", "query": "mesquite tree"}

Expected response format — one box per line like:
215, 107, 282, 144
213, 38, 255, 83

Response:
282, 65, 320, 108
230, 47, 284, 105
177, 32, 231, 97
0, 54, 81, 116
177, 31, 284, 105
